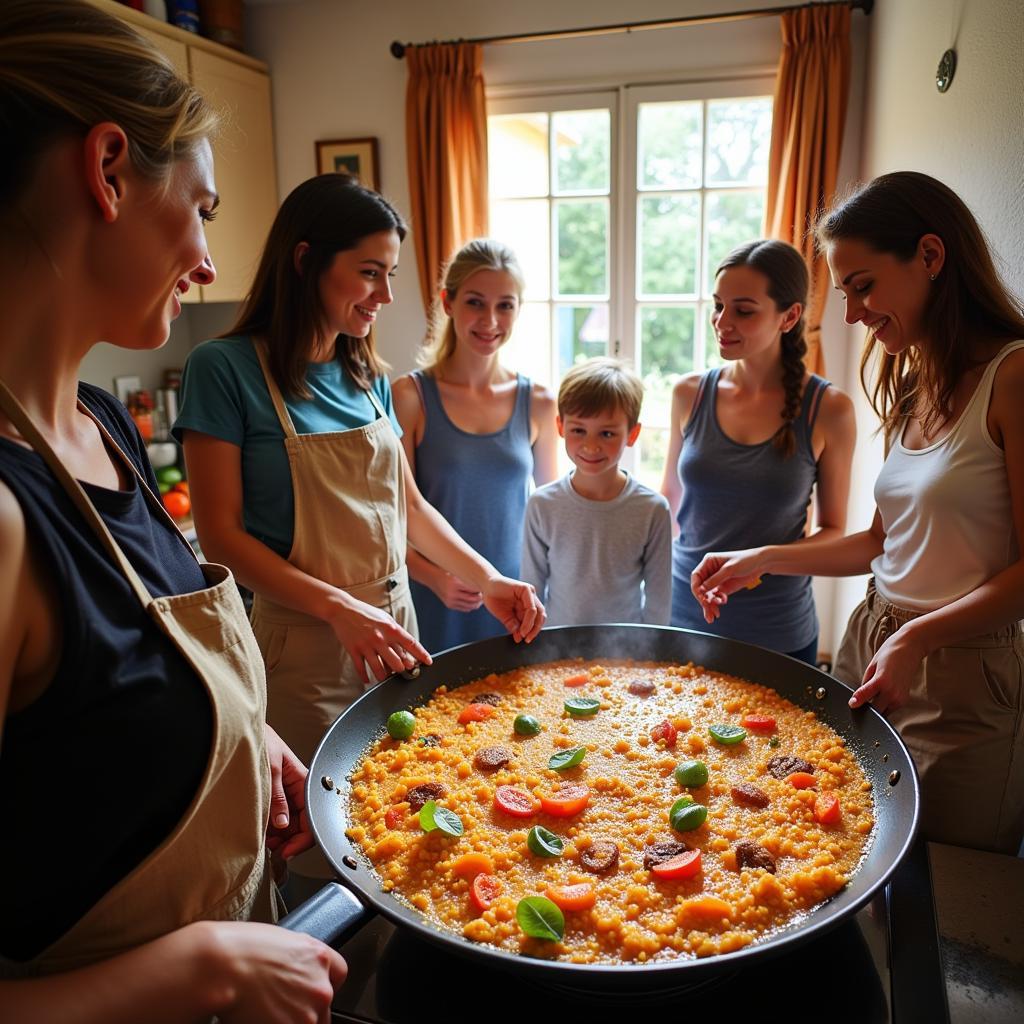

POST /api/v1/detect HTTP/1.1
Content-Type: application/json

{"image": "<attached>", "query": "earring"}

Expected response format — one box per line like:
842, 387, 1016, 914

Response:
929, 273, 937, 281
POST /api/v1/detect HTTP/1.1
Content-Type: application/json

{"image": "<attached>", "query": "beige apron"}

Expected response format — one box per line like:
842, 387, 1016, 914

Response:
834, 579, 1024, 854
0, 381, 274, 977
249, 342, 417, 776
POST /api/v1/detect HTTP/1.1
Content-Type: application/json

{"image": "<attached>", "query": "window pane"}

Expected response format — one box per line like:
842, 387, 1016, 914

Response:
491, 199, 550, 301
636, 426, 670, 493
556, 304, 608, 378
705, 98, 772, 186
703, 306, 723, 369
638, 305, 696, 437
639, 194, 699, 296
703, 190, 765, 294
638, 101, 702, 190
503, 302, 552, 388
553, 109, 610, 195
556, 199, 608, 297
489, 113, 549, 198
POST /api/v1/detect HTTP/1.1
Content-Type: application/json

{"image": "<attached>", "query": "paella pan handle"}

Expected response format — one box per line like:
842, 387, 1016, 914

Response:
278, 882, 367, 947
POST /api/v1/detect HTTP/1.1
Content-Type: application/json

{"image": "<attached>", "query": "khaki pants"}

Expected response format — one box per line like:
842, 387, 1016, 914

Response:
834, 580, 1024, 854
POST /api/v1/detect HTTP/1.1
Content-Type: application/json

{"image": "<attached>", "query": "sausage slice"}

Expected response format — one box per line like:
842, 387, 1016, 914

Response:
580, 840, 620, 874
406, 782, 447, 811
731, 783, 770, 808
735, 839, 777, 874
643, 840, 689, 870
473, 692, 502, 706
627, 679, 656, 696
766, 754, 814, 780
474, 746, 513, 771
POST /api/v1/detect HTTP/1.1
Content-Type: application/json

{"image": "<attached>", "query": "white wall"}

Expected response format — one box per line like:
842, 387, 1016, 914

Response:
826, 0, 1024, 655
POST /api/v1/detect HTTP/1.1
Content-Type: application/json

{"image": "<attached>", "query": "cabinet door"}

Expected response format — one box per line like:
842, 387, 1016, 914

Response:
190, 50, 278, 303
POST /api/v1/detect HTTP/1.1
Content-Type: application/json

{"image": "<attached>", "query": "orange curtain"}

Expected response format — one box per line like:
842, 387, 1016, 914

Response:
405, 43, 489, 313
765, 4, 852, 375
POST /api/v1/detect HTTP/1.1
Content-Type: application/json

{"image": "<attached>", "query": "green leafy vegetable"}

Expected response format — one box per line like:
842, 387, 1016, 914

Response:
548, 746, 587, 771
670, 801, 708, 832
418, 799, 464, 837
514, 714, 542, 736
564, 697, 600, 718
769, 735, 781, 749
527, 825, 564, 858
516, 896, 565, 941
674, 759, 709, 788
386, 710, 416, 740
709, 723, 748, 746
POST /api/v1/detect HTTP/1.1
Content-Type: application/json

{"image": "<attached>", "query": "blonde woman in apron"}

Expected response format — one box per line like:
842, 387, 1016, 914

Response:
177, 176, 546, 888
689, 172, 1024, 855
0, 3, 346, 1018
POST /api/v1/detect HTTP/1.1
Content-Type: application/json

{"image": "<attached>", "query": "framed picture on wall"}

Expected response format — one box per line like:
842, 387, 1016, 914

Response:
113, 374, 142, 406
315, 137, 380, 191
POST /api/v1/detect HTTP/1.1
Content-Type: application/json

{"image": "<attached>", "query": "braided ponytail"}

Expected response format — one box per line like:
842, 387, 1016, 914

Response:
775, 317, 808, 457
715, 239, 810, 459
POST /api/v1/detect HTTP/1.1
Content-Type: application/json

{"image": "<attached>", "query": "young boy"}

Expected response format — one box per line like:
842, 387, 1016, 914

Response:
521, 358, 672, 626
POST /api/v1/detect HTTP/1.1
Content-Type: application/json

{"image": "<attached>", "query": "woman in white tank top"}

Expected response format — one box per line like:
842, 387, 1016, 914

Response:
688, 172, 1024, 854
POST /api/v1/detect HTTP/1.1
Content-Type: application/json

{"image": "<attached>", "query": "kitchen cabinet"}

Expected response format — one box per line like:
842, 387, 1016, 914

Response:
91, 0, 278, 304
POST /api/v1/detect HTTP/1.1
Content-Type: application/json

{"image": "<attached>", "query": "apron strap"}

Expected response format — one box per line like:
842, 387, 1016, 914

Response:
363, 382, 389, 422
0, 378, 190, 611
254, 336, 393, 431
252, 339, 299, 439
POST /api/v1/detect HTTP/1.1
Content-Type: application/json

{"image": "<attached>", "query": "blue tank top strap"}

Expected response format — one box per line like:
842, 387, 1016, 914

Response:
683, 367, 722, 440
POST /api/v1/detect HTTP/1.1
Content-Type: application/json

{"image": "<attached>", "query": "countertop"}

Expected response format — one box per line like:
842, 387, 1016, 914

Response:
929, 842, 1024, 1023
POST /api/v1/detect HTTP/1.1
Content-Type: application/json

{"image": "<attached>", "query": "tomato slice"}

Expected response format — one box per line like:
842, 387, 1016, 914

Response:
539, 783, 590, 817
384, 806, 406, 830
563, 672, 590, 687
650, 719, 678, 747
494, 785, 540, 818
545, 883, 596, 912
458, 702, 496, 724
787, 772, 817, 790
814, 793, 841, 824
651, 848, 702, 879
471, 873, 502, 912
740, 714, 777, 732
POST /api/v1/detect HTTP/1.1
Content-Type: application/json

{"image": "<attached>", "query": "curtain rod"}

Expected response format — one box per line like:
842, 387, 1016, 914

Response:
390, 0, 871, 58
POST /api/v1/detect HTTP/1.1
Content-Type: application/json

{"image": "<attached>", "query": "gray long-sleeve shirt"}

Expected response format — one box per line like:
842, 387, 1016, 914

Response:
521, 472, 672, 626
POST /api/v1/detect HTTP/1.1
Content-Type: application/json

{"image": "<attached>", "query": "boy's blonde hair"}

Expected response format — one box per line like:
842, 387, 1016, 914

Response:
557, 358, 644, 428
418, 238, 526, 372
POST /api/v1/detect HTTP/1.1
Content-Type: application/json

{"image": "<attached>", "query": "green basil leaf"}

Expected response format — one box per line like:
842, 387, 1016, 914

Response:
670, 802, 708, 832
514, 714, 542, 736
709, 723, 748, 745
418, 799, 439, 832
432, 805, 464, 837
418, 799, 464, 836
564, 697, 600, 718
516, 896, 565, 941
769, 735, 781, 749
670, 795, 694, 815
548, 746, 587, 771
527, 825, 564, 858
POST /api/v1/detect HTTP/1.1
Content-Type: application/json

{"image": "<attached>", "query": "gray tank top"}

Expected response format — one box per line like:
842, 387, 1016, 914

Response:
409, 371, 534, 652
671, 367, 829, 651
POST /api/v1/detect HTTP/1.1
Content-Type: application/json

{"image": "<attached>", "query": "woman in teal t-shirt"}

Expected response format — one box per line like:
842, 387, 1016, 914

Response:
176, 178, 546, 871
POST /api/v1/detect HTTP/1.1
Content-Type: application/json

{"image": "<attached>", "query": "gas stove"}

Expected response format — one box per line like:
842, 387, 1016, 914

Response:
327, 839, 947, 1023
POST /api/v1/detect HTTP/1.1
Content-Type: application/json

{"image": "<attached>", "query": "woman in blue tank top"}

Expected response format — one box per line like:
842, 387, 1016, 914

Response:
393, 240, 560, 652
660, 240, 856, 663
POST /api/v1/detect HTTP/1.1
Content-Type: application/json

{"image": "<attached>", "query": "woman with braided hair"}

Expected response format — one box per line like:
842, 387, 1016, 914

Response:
661, 239, 856, 663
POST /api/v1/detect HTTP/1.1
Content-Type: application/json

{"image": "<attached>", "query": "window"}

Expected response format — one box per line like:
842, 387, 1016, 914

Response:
488, 79, 773, 488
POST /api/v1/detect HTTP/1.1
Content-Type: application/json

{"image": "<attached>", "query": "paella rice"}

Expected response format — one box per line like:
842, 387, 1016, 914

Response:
345, 659, 875, 963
